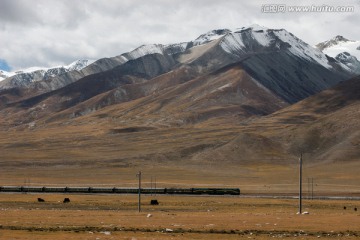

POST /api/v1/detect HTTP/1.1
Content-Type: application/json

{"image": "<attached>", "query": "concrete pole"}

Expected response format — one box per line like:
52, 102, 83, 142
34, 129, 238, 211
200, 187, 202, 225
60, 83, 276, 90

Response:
137, 171, 141, 212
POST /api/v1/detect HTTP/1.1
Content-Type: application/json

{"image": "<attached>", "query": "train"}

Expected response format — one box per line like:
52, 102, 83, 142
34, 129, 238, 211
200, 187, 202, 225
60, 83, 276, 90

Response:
0, 186, 240, 195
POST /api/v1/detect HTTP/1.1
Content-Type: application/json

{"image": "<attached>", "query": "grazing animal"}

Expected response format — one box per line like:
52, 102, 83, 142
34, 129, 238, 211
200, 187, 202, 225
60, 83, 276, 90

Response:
344, 206, 347, 210
150, 199, 159, 205
355, 207, 357, 211
63, 198, 70, 203
37, 198, 45, 202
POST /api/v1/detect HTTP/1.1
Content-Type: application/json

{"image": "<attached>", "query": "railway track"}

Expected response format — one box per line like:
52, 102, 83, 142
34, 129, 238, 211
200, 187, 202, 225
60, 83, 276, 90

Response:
0, 186, 240, 195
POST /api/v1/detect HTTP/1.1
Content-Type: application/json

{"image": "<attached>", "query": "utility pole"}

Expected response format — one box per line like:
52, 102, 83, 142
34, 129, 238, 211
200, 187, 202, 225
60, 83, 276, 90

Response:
299, 153, 303, 214
136, 171, 141, 212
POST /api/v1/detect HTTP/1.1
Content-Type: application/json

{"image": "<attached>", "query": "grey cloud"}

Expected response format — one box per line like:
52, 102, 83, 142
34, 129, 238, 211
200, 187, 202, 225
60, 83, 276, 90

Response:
0, 0, 90, 29
0, 0, 41, 26
1, 0, 359, 70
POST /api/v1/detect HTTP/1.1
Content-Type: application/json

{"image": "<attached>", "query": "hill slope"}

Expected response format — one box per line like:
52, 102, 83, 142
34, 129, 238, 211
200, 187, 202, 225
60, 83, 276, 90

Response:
193, 75, 360, 164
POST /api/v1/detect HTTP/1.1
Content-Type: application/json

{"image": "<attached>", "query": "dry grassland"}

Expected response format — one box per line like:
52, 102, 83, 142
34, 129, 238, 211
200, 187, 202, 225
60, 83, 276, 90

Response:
0, 194, 359, 239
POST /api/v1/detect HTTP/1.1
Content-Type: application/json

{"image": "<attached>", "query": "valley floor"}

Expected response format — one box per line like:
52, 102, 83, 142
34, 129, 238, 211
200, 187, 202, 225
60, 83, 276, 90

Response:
1, 161, 360, 196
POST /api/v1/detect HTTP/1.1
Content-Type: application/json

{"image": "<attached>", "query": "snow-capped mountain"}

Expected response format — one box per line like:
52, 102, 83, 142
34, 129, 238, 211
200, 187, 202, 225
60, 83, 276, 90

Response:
219, 25, 335, 70
316, 35, 360, 60
193, 25, 351, 103
316, 35, 360, 74
0, 59, 94, 86
0, 25, 353, 105
316, 35, 350, 51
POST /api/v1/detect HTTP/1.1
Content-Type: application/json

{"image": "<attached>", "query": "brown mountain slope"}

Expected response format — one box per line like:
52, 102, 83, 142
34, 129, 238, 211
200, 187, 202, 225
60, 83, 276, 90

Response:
0, 53, 177, 127
68, 63, 288, 127
0, 63, 288, 167
193, 76, 360, 164
0, 76, 358, 194
0, 63, 288, 128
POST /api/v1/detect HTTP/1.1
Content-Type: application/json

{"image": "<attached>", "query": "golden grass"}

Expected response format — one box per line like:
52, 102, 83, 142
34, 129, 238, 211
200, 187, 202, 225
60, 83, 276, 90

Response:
1, 161, 359, 196
0, 194, 359, 239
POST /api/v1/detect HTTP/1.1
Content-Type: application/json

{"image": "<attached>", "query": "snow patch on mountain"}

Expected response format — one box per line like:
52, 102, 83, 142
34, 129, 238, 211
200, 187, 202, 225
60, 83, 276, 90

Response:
274, 30, 332, 69
246, 24, 269, 32
0, 59, 95, 87
316, 36, 360, 74
251, 30, 272, 47
124, 42, 189, 61
219, 25, 333, 69
322, 40, 360, 60
126, 44, 165, 59
0, 70, 15, 81
193, 29, 231, 46
66, 59, 96, 71
316, 35, 350, 51
220, 33, 246, 54
335, 52, 360, 74
11, 59, 95, 76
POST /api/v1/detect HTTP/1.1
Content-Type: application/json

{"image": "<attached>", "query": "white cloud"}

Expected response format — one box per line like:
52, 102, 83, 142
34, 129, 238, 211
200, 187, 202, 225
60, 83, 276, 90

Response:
0, 0, 359, 71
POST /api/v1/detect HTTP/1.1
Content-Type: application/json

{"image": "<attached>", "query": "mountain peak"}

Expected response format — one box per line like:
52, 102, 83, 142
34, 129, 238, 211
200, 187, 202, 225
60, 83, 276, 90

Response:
243, 24, 269, 31
193, 29, 231, 46
192, 25, 273, 46
316, 35, 360, 65
332, 35, 350, 42
66, 59, 96, 71
316, 35, 352, 51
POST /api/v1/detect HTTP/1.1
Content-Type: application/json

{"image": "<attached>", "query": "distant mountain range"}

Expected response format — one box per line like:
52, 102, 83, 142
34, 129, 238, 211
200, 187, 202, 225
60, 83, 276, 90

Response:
0, 24, 359, 173
0, 25, 354, 105
0, 59, 95, 82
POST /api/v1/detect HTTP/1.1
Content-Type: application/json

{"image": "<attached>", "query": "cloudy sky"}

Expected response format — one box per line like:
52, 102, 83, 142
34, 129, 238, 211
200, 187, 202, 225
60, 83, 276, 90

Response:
1, 0, 359, 71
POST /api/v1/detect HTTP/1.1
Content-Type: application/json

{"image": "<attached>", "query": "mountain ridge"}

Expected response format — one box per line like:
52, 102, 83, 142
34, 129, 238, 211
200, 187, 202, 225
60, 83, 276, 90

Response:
0, 25, 354, 128
0, 59, 95, 83
2, 26, 354, 93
